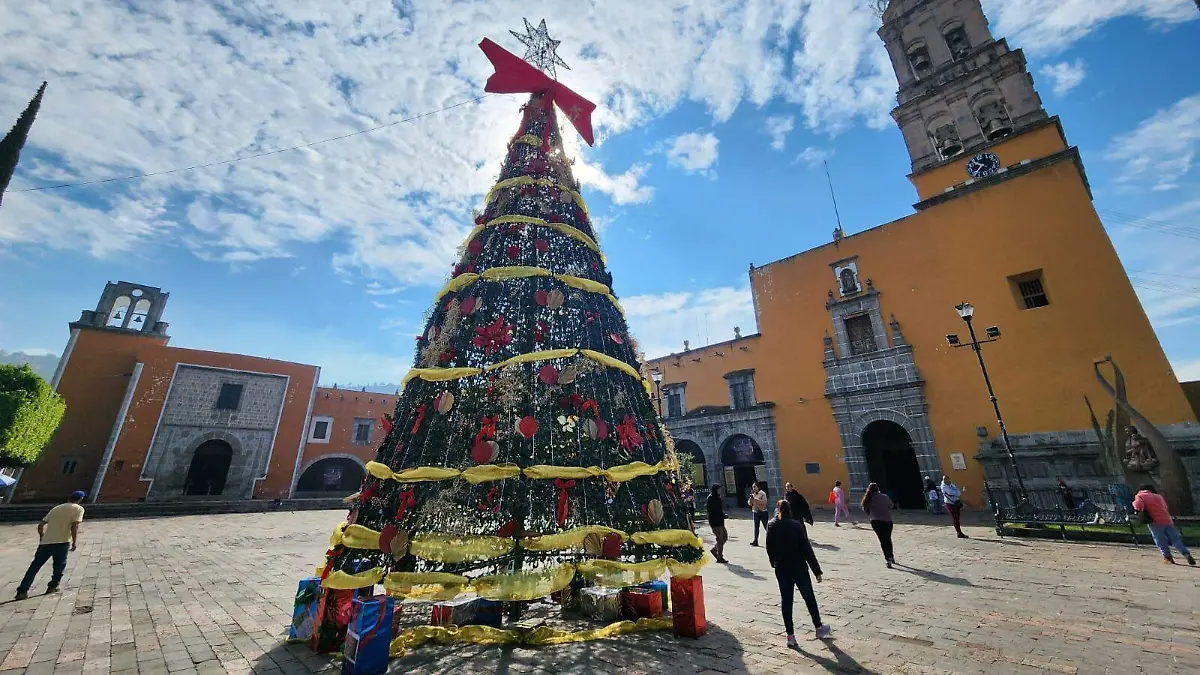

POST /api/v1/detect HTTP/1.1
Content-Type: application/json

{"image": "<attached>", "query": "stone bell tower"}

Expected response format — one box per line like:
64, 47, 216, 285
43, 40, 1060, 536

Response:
73, 281, 170, 337
879, 0, 1047, 174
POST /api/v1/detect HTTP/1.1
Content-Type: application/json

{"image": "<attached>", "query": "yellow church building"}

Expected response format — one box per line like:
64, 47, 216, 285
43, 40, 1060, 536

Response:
647, 0, 1198, 510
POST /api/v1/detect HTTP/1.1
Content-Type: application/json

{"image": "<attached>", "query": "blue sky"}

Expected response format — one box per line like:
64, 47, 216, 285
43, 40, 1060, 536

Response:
2, 0, 1199, 386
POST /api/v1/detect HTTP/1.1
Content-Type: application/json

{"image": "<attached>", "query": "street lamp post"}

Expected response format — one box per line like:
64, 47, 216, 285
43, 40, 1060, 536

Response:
946, 302, 1028, 502
650, 369, 665, 417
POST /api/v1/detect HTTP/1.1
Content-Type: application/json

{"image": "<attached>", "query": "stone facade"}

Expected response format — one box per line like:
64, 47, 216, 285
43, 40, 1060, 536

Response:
141, 365, 289, 500
976, 423, 1200, 506
664, 404, 782, 505
824, 285, 942, 498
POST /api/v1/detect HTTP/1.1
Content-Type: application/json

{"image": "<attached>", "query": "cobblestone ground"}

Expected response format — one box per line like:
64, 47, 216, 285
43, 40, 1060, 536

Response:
1, 509, 1198, 674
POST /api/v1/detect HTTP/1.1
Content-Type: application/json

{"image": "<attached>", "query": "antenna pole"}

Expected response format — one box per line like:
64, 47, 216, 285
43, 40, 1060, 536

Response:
824, 160, 843, 231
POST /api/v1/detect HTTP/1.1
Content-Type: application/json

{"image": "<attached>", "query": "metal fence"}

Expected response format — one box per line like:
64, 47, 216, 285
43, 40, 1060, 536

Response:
985, 482, 1140, 543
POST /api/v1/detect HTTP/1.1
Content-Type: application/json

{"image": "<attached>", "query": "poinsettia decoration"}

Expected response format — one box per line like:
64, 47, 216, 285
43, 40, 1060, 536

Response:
472, 316, 514, 354
616, 415, 644, 452
534, 320, 549, 343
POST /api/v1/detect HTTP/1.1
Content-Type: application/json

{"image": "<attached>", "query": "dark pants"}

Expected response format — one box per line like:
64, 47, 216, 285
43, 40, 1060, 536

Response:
18, 543, 69, 594
752, 511, 769, 544
947, 502, 964, 535
776, 568, 821, 635
871, 520, 894, 561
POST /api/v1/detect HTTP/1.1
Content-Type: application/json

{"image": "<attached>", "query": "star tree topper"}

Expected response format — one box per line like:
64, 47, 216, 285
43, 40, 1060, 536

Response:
510, 18, 570, 79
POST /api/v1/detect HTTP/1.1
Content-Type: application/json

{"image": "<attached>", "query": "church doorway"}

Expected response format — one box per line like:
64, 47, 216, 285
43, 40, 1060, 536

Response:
184, 440, 233, 496
721, 434, 766, 507
296, 457, 366, 496
862, 421, 925, 509
675, 440, 707, 488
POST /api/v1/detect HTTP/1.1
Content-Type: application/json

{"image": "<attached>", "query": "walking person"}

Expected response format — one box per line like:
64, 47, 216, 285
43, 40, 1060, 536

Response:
830, 480, 854, 526
941, 476, 968, 539
861, 483, 896, 568
784, 482, 814, 529
1133, 484, 1195, 565
15, 490, 86, 601
748, 482, 769, 546
766, 499, 831, 645
706, 484, 730, 563
924, 476, 942, 514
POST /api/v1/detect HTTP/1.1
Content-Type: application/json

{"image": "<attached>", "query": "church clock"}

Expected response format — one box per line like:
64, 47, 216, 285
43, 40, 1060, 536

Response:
966, 152, 1001, 178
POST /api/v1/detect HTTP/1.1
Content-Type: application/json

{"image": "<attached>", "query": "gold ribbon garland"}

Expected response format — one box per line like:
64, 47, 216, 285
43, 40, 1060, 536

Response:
484, 175, 591, 220
390, 618, 672, 658
432, 266, 621, 315
364, 457, 677, 486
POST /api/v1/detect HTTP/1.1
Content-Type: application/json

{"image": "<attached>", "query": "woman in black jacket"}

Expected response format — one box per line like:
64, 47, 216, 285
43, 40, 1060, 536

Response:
766, 500, 832, 646
784, 482, 814, 528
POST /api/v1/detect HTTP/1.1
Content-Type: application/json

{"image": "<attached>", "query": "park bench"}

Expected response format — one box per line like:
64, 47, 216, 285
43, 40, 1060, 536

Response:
985, 482, 1140, 544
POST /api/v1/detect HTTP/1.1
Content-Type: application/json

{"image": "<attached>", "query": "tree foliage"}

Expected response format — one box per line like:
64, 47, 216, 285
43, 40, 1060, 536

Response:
0, 364, 65, 467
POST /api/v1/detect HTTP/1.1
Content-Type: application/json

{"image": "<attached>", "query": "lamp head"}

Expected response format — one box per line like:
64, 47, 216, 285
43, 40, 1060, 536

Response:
955, 302, 975, 320
946, 334, 960, 346
651, 369, 664, 384
985, 326, 1001, 339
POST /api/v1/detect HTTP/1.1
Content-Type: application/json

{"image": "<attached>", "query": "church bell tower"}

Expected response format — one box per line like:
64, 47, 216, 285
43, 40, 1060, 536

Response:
879, 0, 1048, 176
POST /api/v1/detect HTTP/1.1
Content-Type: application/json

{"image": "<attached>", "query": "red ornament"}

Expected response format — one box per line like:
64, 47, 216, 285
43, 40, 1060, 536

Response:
451, 265, 464, 278
609, 333, 624, 344
592, 419, 609, 440
507, 223, 525, 234
460, 296, 479, 315
472, 316, 513, 354
591, 261, 599, 271
379, 524, 399, 552
472, 439, 499, 464
467, 239, 483, 255
601, 533, 622, 559
616, 415, 644, 452
474, 213, 486, 226
497, 520, 519, 538
506, 245, 520, 261
359, 481, 379, 503
534, 319, 548, 343
538, 364, 559, 385
553, 478, 576, 528
518, 416, 539, 439
535, 290, 549, 307
534, 238, 549, 253
580, 399, 599, 417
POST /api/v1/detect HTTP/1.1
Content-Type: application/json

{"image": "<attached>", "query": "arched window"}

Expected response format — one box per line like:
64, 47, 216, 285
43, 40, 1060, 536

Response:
943, 23, 971, 60
906, 41, 932, 79
130, 299, 151, 329
929, 118, 964, 159
106, 296, 131, 328
976, 99, 1014, 141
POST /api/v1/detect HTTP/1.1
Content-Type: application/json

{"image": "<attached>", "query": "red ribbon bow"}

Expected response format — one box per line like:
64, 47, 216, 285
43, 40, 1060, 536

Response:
553, 478, 576, 528
479, 38, 596, 148
411, 403, 428, 434
394, 489, 417, 522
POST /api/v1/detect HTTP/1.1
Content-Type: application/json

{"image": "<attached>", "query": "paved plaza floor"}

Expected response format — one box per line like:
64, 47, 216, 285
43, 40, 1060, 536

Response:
1, 509, 1197, 674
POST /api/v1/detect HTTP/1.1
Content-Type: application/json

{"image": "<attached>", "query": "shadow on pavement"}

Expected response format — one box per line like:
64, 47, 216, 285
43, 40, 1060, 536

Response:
894, 564, 973, 586
792, 637, 877, 674
257, 623, 750, 674
810, 542, 840, 551
720, 561, 766, 581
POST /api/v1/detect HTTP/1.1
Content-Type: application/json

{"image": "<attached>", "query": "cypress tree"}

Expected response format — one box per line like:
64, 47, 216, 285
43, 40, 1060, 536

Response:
0, 81, 47, 208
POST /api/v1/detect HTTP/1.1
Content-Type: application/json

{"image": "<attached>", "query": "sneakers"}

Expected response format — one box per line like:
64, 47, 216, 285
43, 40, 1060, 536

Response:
1163, 556, 1176, 565
750, 542, 759, 547
957, 533, 969, 539
815, 625, 832, 639
786, 634, 799, 648
1186, 555, 1196, 566
834, 522, 841, 527
886, 560, 893, 569
45, 586, 59, 595
14, 591, 28, 601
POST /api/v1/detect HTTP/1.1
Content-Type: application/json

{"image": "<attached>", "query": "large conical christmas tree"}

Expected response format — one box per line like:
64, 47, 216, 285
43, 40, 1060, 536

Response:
0, 81, 46, 208
318, 24, 704, 609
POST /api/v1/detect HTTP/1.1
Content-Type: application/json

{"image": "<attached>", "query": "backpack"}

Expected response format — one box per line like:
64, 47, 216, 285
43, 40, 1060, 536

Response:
828, 490, 837, 504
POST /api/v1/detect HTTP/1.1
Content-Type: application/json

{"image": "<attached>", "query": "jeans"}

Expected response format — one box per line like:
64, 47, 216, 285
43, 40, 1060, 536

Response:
1148, 523, 1191, 559
776, 568, 821, 635
18, 543, 69, 594
871, 520, 894, 561
752, 511, 769, 544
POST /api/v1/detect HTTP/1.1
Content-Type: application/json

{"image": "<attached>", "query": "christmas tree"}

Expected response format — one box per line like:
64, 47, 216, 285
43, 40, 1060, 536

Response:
318, 22, 705, 610
0, 82, 47, 209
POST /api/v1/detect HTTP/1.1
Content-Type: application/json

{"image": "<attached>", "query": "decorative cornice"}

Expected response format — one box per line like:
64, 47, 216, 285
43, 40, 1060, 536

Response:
914, 145, 1089, 211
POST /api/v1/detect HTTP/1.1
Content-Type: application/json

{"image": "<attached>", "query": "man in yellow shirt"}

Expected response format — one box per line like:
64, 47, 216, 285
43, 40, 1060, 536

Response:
15, 490, 85, 601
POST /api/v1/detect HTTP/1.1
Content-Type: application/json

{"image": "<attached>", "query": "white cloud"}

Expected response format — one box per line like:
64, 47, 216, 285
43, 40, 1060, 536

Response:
1107, 94, 1200, 192
1039, 58, 1087, 96
663, 132, 720, 176
764, 115, 795, 151
572, 160, 654, 205
1174, 358, 1200, 381
622, 286, 755, 359
796, 146, 834, 168
983, 0, 1198, 56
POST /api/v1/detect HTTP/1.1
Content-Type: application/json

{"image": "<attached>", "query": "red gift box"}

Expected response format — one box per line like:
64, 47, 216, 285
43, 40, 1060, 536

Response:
620, 588, 663, 619
670, 576, 707, 638
310, 588, 360, 653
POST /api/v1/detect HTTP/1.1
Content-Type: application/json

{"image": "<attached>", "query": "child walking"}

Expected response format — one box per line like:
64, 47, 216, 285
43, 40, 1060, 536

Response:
829, 480, 854, 526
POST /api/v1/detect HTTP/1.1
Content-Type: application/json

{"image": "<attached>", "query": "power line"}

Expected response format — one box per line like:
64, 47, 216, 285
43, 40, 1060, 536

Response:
12, 94, 491, 194
1097, 208, 1200, 241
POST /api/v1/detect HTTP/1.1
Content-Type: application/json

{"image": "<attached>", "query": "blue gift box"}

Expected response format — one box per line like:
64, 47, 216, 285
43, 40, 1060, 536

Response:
341, 595, 395, 675
288, 577, 321, 643
638, 580, 669, 613
473, 599, 504, 628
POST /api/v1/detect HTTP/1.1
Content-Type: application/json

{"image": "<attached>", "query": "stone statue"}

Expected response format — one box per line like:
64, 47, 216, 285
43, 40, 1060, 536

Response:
839, 267, 858, 295
1093, 356, 1193, 515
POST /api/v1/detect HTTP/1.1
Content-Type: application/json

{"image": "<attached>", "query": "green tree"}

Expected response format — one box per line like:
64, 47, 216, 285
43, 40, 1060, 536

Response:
0, 82, 46, 208
0, 364, 65, 467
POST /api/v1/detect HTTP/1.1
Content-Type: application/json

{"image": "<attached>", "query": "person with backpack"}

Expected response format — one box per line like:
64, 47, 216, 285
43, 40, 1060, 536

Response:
766, 499, 831, 646
1133, 484, 1195, 565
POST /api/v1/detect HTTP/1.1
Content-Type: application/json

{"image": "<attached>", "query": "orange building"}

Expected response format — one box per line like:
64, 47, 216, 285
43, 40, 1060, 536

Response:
649, 0, 1198, 510
292, 387, 400, 497
11, 281, 349, 504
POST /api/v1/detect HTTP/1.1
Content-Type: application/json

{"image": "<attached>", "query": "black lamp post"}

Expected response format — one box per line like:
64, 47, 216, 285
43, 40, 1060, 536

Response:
946, 302, 1028, 502
651, 369, 665, 417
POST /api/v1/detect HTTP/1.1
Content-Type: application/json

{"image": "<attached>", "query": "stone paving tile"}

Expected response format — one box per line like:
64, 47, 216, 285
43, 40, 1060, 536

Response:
2, 510, 1199, 673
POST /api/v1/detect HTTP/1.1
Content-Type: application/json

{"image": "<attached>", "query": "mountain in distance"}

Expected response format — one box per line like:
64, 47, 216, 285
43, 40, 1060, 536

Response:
0, 349, 58, 381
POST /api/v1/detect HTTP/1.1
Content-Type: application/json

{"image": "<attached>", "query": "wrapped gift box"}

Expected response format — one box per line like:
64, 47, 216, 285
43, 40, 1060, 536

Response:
473, 599, 504, 628
580, 587, 622, 623
288, 577, 321, 643
341, 595, 395, 675
430, 596, 480, 627
311, 588, 364, 653
638, 580, 669, 613
555, 576, 589, 613
620, 588, 663, 619
670, 576, 706, 638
